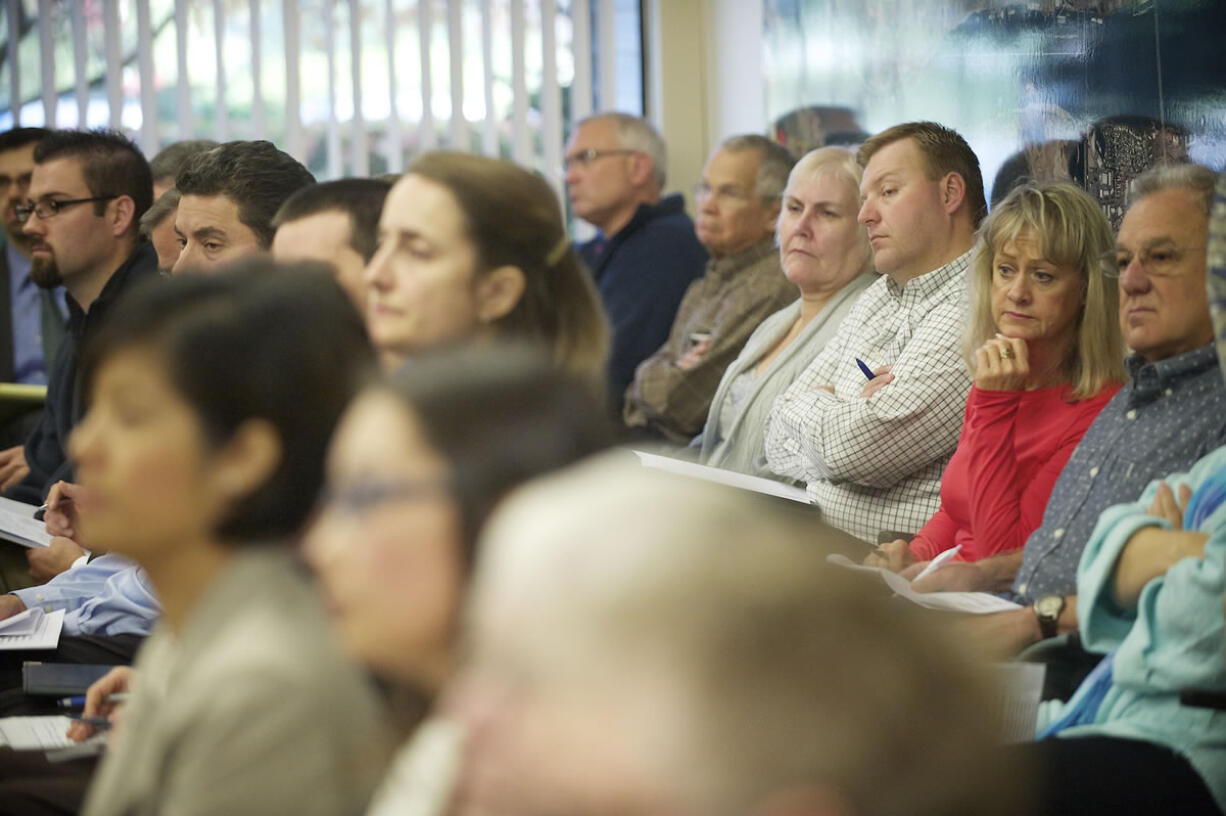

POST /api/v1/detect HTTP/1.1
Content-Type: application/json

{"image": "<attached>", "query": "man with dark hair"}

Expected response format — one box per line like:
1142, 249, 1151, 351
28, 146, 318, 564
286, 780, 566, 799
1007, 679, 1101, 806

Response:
765, 121, 982, 541
171, 140, 315, 274
623, 134, 796, 443
270, 177, 393, 311
147, 139, 218, 200
0, 128, 159, 587
0, 127, 68, 475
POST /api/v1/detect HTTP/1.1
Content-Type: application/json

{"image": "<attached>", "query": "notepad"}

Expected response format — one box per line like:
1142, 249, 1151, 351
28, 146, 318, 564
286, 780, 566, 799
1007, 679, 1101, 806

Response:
0, 606, 44, 636
0, 716, 76, 750
826, 554, 1023, 614
632, 450, 812, 505
0, 496, 51, 549
0, 608, 64, 650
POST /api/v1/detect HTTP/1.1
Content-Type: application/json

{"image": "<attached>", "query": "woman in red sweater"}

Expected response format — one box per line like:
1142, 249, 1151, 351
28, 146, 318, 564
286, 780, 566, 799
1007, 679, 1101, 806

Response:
868, 182, 1125, 573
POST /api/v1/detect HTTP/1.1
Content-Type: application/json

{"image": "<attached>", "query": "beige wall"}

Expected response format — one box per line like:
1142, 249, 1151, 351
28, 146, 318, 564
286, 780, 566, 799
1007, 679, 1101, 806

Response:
643, 0, 767, 216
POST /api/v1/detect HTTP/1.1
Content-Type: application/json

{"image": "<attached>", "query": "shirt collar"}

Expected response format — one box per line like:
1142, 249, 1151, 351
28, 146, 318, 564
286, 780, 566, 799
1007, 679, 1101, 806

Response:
705, 238, 776, 282
883, 248, 973, 300
1125, 343, 1220, 405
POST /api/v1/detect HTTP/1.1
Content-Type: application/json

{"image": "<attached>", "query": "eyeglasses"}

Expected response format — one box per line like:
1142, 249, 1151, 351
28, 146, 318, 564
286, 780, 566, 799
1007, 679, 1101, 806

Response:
14, 195, 119, 222
1101, 242, 1204, 278
320, 478, 446, 515
691, 182, 754, 205
562, 148, 637, 171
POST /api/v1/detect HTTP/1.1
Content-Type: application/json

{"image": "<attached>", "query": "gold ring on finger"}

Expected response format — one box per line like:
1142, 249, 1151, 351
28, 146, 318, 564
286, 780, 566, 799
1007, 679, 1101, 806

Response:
1000, 347, 1014, 359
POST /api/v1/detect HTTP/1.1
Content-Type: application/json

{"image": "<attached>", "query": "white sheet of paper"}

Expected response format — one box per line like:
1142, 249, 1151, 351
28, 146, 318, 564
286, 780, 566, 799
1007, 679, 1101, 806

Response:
995, 662, 1047, 743
0, 606, 43, 636
0, 716, 76, 750
0, 608, 64, 650
632, 450, 812, 505
0, 496, 51, 548
826, 554, 1023, 614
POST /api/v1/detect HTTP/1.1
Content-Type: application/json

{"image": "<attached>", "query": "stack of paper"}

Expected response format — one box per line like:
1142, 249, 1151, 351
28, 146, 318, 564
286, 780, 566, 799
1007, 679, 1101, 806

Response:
0, 608, 64, 650
0, 496, 51, 549
631, 450, 812, 504
826, 554, 1022, 614
0, 716, 76, 750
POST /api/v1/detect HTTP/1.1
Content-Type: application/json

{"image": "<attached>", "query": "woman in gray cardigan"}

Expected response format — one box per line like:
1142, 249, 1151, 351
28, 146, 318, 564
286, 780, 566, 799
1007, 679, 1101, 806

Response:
699, 147, 875, 479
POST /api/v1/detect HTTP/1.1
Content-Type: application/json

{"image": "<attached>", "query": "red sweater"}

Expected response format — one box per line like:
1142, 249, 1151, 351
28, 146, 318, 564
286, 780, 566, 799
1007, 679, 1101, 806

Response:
909, 382, 1120, 563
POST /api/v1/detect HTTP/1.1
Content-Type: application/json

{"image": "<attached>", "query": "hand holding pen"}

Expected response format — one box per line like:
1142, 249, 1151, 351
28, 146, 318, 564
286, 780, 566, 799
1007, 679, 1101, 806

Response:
856, 358, 894, 399
66, 666, 133, 743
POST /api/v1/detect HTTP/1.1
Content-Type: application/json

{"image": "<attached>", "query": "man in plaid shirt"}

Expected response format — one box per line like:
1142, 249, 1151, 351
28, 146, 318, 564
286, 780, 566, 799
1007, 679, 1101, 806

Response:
765, 122, 985, 541
623, 135, 797, 444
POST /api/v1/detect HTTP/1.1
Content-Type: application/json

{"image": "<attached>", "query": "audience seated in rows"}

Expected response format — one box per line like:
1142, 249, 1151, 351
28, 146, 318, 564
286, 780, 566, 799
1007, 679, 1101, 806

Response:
622, 134, 796, 443
916, 164, 1226, 662
447, 458, 1025, 816
764, 121, 984, 541
697, 146, 876, 478
567, 113, 708, 404
364, 152, 608, 382
171, 139, 314, 274
271, 177, 393, 312
74, 264, 390, 816
868, 182, 1124, 572
304, 347, 613, 815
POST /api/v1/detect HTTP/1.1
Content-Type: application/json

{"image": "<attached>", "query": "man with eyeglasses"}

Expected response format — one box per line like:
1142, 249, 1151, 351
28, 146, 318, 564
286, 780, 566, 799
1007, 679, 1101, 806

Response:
0, 129, 158, 590
566, 113, 707, 406
913, 164, 1226, 673
0, 128, 69, 481
623, 135, 796, 443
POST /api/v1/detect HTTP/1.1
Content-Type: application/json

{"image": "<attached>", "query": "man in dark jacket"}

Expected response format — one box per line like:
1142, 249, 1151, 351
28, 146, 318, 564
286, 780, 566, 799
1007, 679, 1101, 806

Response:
0, 129, 159, 590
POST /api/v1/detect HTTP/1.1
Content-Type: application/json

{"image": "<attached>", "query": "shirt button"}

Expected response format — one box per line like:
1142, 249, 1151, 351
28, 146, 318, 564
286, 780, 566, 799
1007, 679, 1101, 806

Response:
1126, 409, 1137, 420
1053, 528, 1065, 539
1089, 467, 1099, 478
35, 593, 43, 601
1018, 582, 1028, 596
1164, 388, 1173, 397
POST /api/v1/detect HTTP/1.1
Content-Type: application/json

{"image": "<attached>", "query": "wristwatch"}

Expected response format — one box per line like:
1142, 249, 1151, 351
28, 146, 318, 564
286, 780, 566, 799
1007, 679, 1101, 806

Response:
1033, 594, 1065, 640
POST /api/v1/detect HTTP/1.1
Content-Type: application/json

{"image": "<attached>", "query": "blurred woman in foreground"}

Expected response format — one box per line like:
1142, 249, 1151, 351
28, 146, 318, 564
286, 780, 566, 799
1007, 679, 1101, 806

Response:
75, 264, 389, 816
304, 347, 613, 814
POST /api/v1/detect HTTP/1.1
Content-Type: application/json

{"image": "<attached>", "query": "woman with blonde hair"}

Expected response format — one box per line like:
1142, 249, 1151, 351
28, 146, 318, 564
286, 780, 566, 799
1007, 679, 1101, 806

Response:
697, 147, 876, 478
871, 182, 1125, 572
364, 152, 608, 387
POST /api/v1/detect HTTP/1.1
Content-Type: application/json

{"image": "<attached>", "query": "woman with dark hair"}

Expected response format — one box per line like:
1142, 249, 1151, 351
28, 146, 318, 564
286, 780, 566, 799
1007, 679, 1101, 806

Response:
364, 152, 608, 385
68, 261, 390, 816
304, 345, 614, 814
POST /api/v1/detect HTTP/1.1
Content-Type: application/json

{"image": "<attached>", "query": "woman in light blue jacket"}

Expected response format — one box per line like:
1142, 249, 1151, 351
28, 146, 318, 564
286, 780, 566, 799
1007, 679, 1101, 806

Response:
698, 147, 874, 478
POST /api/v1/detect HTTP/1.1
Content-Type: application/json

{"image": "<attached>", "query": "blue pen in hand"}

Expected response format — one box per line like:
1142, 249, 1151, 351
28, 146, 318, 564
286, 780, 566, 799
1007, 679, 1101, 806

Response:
855, 358, 876, 381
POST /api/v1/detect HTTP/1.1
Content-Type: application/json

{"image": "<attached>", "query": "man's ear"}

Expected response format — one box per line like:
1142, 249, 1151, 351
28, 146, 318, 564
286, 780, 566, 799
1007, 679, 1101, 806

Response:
761, 198, 782, 236
110, 195, 137, 238
940, 172, 967, 217
212, 418, 282, 504
626, 152, 654, 188
475, 265, 527, 324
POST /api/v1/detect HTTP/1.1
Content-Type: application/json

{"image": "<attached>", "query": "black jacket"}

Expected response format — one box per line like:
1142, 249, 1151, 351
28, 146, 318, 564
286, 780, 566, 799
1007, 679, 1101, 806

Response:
4, 241, 160, 505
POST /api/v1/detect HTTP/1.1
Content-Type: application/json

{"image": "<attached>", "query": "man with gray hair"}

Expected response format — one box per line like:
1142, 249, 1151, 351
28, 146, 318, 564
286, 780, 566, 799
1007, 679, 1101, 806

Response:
623, 134, 796, 443
567, 113, 707, 405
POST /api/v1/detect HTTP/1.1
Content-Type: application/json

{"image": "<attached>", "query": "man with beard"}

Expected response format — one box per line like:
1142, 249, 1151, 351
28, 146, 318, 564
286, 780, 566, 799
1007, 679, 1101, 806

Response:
0, 128, 69, 472
0, 129, 157, 590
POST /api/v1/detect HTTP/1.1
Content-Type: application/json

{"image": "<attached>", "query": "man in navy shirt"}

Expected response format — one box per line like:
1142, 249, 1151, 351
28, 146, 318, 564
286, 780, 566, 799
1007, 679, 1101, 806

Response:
568, 113, 707, 406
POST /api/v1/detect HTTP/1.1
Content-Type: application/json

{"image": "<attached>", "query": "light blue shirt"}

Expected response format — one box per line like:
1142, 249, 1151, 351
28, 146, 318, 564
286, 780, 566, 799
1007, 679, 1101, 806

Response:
1037, 444, 1226, 812
5, 242, 65, 385
11, 553, 160, 637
